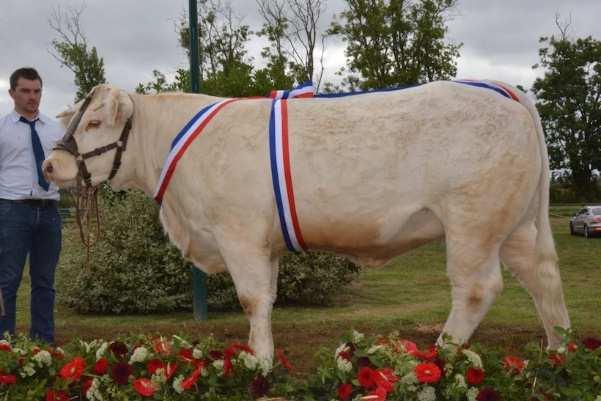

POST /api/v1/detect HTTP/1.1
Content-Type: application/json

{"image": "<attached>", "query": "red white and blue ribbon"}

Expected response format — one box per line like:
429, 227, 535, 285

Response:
269, 81, 315, 100
269, 99, 308, 252
153, 98, 239, 204
453, 79, 520, 102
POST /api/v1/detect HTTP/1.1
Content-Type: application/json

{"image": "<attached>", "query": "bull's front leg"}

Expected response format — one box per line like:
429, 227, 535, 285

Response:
217, 239, 279, 363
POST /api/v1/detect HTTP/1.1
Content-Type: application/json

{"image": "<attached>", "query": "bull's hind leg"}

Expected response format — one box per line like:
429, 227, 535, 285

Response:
439, 225, 504, 345
500, 223, 570, 348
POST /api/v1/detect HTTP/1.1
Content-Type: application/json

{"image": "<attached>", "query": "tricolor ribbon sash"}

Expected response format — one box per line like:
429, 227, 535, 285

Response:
269, 99, 308, 252
453, 79, 520, 102
153, 98, 239, 204
269, 81, 315, 100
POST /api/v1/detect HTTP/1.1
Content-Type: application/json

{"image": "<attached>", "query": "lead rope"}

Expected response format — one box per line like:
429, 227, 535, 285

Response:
74, 180, 101, 267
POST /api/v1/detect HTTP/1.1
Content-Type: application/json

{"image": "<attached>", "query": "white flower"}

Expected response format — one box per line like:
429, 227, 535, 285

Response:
467, 387, 479, 401
462, 349, 483, 368
239, 351, 258, 370
401, 372, 418, 385
12, 347, 26, 356
335, 343, 350, 359
173, 375, 185, 394
594, 395, 601, 401
129, 346, 149, 363
32, 350, 52, 367
454, 373, 467, 389
151, 370, 167, 385
367, 345, 385, 354
336, 356, 353, 372
444, 363, 454, 375
352, 330, 365, 343
258, 357, 272, 375
192, 347, 203, 359
417, 386, 436, 401
96, 342, 108, 360
20, 363, 36, 377
86, 378, 104, 401
212, 359, 224, 375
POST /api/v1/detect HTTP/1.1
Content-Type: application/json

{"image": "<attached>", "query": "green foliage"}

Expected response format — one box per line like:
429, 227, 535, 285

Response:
330, 0, 462, 90
61, 190, 360, 314
51, 40, 106, 102
533, 33, 601, 201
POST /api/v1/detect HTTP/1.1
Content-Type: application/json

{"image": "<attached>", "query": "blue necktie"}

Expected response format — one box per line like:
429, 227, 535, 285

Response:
19, 116, 50, 191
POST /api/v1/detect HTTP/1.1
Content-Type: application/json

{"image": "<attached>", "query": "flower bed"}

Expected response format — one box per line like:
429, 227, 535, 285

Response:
0, 330, 599, 400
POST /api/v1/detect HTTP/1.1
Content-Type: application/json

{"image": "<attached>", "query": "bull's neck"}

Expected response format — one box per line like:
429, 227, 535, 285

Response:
125, 92, 224, 196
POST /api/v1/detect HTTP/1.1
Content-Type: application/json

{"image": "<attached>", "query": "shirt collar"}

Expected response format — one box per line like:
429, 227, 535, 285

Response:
9, 110, 49, 125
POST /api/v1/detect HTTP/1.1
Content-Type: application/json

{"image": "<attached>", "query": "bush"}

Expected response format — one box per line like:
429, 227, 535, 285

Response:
60, 189, 360, 314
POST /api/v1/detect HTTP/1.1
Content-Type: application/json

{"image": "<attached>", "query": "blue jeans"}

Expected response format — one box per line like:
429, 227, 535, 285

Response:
0, 200, 61, 343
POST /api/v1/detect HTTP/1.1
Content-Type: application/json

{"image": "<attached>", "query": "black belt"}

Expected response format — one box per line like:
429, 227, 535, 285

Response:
0, 198, 58, 208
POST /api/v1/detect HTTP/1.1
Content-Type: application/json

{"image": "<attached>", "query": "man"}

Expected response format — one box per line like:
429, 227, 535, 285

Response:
0, 67, 63, 343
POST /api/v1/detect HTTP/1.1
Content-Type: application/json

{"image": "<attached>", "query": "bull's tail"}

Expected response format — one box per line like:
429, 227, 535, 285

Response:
498, 82, 570, 345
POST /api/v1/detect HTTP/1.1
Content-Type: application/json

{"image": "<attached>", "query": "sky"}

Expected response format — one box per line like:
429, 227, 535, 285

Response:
0, 0, 600, 118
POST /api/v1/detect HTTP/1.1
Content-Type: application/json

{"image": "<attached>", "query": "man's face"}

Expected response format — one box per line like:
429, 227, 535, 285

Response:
9, 78, 42, 116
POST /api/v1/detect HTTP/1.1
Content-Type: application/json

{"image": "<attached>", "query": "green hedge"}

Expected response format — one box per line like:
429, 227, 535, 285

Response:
59, 189, 360, 314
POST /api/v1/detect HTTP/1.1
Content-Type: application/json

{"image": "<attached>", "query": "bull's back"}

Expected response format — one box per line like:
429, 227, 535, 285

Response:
284, 82, 540, 257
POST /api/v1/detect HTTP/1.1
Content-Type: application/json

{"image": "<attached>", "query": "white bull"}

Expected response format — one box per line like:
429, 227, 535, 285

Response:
43, 81, 570, 362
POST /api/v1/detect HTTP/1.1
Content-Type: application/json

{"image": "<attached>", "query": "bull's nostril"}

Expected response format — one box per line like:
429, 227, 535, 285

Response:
45, 162, 54, 174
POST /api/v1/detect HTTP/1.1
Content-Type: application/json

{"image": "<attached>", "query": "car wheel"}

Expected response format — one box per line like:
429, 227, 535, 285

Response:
584, 225, 590, 239
570, 223, 575, 235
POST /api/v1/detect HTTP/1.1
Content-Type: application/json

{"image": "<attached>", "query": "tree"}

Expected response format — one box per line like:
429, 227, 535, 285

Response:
257, 0, 328, 89
532, 20, 601, 201
330, 0, 461, 90
49, 4, 106, 101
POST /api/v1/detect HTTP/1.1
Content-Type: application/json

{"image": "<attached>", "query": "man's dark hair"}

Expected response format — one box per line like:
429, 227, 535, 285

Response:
9, 67, 43, 90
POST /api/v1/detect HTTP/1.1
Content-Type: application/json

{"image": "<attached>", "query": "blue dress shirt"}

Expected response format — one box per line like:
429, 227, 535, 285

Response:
0, 110, 64, 200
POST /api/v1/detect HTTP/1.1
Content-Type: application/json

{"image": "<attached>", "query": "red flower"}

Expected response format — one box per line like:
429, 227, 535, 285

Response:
502, 355, 525, 374
181, 366, 202, 390
399, 340, 418, 355
373, 368, 398, 392
133, 377, 157, 397
466, 367, 485, 385
276, 348, 294, 372
223, 357, 234, 376
152, 338, 172, 355
165, 361, 178, 379
414, 345, 438, 361
583, 337, 601, 351
0, 374, 16, 385
250, 375, 270, 398
476, 387, 501, 401
337, 383, 353, 401
59, 357, 86, 381
46, 390, 69, 401
94, 358, 109, 375
147, 359, 164, 375
109, 341, 129, 359
0, 343, 11, 352
567, 342, 578, 352
209, 350, 224, 360
548, 353, 565, 366
358, 367, 376, 389
414, 362, 442, 384
179, 348, 194, 363
111, 362, 133, 385
82, 379, 93, 395
362, 385, 388, 401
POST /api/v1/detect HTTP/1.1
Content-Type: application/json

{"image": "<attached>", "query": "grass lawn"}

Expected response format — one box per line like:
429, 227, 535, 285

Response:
14, 207, 601, 372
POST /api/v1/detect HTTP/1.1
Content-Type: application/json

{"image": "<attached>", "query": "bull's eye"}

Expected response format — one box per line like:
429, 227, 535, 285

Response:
87, 120, 102, 130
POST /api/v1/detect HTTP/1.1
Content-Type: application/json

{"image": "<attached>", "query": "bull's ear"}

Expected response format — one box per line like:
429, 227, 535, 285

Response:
106, 88, 134, 127
56, 107, 76, 128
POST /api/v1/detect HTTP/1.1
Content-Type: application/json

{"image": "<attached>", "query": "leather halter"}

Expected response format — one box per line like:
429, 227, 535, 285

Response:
54, 91, 133, 188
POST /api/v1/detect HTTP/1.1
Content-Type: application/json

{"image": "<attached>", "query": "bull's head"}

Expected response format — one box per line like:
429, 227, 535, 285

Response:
43, 84, 134, 188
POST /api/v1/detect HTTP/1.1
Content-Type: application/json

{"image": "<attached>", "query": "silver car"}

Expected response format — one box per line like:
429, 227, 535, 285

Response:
569, 206, 601, 238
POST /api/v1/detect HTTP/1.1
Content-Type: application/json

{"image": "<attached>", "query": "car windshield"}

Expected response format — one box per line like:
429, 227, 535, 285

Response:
592, 208, 601, 216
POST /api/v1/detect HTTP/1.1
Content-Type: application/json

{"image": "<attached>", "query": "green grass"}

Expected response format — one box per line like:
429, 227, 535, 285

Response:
14, 214, 601, 371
